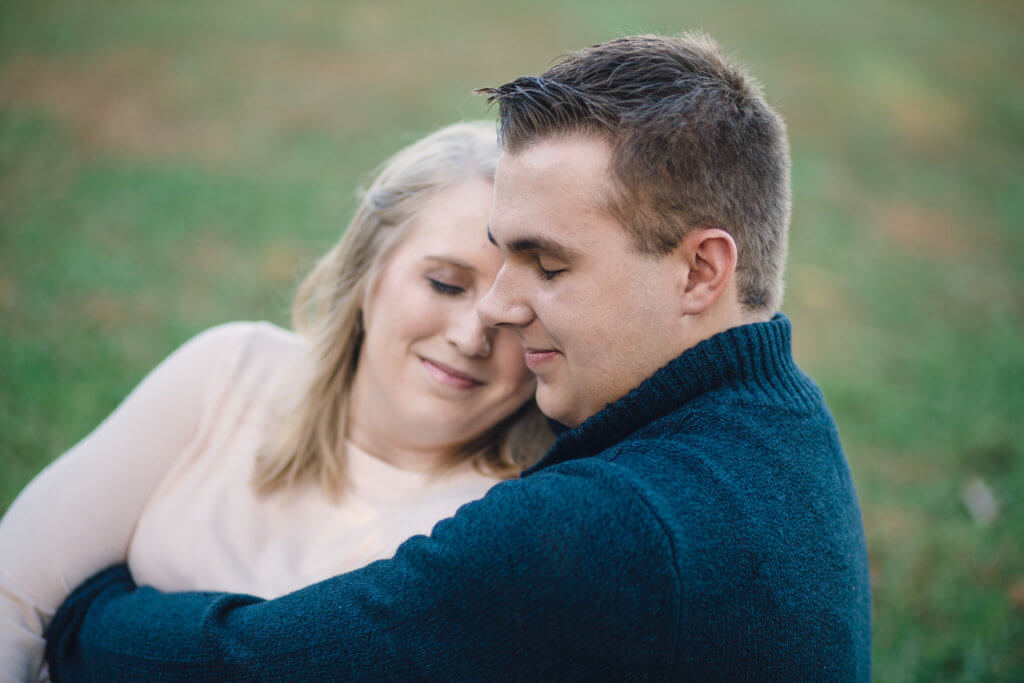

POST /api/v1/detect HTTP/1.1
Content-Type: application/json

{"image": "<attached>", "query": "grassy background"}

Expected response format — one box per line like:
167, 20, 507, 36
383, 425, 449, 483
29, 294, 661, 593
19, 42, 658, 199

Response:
1, 0, 1021, 678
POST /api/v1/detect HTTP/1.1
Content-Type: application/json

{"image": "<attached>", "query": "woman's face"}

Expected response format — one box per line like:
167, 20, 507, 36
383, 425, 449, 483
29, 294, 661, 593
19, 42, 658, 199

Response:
349, 178, 535, 458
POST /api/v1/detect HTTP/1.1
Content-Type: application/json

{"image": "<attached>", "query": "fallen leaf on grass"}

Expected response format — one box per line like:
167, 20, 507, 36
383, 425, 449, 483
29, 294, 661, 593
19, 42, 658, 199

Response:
1009, 581, 1024, 611
961, 478, 998, 526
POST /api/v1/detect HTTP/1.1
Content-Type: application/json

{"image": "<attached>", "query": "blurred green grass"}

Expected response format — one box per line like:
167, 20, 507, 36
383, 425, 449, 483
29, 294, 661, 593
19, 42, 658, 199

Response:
1, 0, 1022, 679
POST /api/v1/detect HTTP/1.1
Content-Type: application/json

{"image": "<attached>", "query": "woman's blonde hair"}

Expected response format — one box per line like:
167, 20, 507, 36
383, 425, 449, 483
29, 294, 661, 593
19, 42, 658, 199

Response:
252, 121, 554, 498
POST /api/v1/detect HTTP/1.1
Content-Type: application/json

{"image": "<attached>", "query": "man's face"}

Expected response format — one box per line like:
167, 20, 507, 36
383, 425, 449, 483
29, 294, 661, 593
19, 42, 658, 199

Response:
479, 136, 686, 427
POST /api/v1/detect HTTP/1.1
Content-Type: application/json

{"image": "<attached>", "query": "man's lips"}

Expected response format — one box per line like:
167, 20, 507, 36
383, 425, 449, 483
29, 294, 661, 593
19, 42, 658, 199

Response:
524, 348, 561, 369
419, 357, 485, 390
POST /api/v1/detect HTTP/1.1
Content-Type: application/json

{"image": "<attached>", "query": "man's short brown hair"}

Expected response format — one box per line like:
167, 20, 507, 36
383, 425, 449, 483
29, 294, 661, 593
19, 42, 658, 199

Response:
478, 32, 791, 311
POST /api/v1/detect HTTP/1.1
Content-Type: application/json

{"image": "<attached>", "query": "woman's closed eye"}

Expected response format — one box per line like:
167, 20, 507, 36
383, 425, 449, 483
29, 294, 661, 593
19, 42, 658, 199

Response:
427, 278, 465, 296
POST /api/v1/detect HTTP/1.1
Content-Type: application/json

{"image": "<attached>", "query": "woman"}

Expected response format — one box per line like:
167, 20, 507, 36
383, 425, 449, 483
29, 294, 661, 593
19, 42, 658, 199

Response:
0, 121, 554, 680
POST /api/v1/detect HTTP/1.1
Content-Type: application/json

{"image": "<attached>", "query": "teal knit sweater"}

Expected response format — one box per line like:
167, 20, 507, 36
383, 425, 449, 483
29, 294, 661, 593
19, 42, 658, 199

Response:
46, 314, 871, 681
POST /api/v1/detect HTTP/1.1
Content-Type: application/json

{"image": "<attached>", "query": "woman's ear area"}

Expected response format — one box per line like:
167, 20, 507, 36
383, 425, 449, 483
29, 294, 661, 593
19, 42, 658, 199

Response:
674, 227, 738, 316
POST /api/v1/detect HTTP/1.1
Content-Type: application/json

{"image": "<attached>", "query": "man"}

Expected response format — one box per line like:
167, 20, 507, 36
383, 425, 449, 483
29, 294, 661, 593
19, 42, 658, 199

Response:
45, 33, 870, 680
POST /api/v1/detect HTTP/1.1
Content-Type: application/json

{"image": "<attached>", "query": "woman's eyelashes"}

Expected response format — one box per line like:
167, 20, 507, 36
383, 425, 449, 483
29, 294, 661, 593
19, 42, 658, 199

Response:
427, 277, 465, 296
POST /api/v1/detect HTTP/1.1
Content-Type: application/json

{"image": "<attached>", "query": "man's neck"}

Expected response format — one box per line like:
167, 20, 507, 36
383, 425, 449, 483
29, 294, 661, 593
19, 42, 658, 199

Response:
681, 297, 773, 356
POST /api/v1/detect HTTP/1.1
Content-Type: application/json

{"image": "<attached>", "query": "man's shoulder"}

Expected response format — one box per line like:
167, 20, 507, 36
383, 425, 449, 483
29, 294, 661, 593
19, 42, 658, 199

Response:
585, 411, 855, 530
452, 459, 682, 577
495, 457, 672, 530
531, 418, 866, 591
541, 425, 870, 678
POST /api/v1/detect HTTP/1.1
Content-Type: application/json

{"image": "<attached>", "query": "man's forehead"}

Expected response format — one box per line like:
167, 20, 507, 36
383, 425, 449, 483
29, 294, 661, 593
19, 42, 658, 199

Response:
497, 134, 614, 184
492, 138, 617, 222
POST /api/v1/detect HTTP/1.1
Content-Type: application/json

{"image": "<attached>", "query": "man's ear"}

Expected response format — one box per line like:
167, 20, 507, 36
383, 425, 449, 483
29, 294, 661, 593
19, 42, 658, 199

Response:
674, 228, 738, 316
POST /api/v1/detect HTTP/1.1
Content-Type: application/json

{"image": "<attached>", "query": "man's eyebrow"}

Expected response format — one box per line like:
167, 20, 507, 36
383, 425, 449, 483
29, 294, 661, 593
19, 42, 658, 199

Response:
487, 226, 576, 260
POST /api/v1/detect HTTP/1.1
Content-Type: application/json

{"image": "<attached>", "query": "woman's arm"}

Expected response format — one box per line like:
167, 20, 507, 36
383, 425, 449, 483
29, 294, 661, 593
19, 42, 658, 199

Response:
0, 324, 245, 681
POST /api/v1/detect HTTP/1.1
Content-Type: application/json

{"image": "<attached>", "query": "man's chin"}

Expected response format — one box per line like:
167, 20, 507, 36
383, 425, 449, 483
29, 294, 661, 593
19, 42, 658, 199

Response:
536, 388, 585, 429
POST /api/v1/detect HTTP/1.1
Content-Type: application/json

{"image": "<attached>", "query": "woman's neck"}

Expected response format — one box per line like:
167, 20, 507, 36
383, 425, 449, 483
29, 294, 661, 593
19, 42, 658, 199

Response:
346, 371, 457, 472
345, 418, 452, 472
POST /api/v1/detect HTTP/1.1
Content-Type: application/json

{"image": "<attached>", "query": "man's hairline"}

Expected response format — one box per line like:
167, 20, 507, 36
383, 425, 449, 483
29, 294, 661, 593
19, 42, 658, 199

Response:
494, 129, 664, 261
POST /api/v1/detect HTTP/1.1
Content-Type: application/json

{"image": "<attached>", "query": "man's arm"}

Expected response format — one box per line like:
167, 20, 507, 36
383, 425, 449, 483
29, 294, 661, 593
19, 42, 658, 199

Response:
45, 466, 681, 681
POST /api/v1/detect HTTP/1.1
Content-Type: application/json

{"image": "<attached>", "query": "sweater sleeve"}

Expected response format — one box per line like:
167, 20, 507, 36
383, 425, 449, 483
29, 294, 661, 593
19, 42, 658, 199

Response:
44, 465, 681, 682
0, 324, 247, 682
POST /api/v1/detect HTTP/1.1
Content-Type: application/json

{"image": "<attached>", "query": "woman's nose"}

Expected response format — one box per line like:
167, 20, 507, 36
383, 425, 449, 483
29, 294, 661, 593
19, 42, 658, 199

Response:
446, 307, 492, 358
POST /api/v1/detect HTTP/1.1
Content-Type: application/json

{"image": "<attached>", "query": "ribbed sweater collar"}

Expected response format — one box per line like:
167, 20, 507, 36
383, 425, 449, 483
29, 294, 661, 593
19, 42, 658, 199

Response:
525, 313, 819, 474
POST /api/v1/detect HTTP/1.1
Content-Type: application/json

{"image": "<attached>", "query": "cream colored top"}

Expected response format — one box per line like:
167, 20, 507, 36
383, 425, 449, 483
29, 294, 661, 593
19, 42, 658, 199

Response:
0, 322, 501, 681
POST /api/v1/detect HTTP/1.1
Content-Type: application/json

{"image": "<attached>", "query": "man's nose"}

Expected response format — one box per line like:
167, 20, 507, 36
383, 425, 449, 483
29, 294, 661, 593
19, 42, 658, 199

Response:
478, 265, 534, 329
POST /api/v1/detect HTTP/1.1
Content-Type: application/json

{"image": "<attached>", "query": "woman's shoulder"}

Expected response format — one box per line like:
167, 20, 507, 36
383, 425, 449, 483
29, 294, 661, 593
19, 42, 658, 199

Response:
193, 320, 300, 348
188, 321, 304, 362
177, 321, 306, 398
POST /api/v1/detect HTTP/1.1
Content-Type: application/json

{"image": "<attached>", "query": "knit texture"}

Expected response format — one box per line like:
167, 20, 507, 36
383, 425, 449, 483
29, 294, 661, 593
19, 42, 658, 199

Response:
45, 314, 871, 681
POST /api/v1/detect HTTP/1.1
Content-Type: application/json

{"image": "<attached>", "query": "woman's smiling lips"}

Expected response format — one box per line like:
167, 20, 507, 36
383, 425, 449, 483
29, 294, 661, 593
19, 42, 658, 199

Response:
524, 348, 561, 369
419, 357, 485, 390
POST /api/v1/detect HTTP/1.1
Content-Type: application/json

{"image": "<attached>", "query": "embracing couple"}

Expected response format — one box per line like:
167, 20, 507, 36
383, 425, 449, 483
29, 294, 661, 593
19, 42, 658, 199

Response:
0, 33, 870, 680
